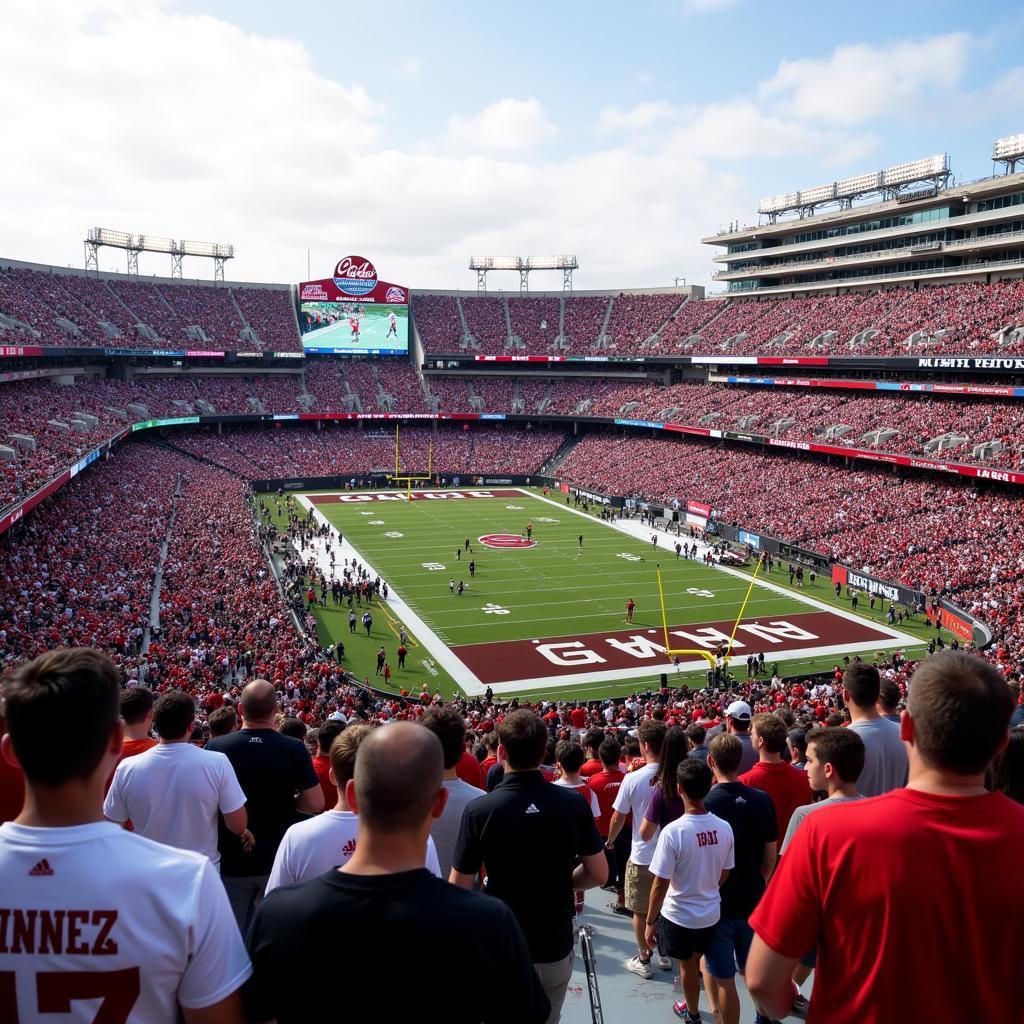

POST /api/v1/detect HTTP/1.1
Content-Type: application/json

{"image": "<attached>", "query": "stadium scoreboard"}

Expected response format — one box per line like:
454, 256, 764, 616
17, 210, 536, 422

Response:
298, 255, 410, 355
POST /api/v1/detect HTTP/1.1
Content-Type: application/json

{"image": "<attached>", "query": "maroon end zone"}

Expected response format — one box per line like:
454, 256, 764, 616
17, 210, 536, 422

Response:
451, 610, 897, 685
308, 489, 525, 504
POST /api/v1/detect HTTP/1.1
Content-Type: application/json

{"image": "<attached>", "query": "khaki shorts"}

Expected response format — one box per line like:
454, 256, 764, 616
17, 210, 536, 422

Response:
624, 860, 655, 915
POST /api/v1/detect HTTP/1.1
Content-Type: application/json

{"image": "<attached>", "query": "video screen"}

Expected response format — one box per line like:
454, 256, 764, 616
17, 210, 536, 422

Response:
299, 301, 409, 355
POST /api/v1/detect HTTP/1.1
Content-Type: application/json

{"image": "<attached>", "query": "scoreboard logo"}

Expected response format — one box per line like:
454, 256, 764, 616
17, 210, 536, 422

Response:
385, 286, 407, 303
334, 255, 378, 297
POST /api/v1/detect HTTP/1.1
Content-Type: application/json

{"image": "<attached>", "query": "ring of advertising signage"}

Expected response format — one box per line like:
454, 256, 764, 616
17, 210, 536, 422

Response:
298, 256, 410, 355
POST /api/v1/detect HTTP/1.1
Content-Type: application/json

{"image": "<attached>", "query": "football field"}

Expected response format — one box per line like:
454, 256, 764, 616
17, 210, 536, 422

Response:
271, 487, 925, 699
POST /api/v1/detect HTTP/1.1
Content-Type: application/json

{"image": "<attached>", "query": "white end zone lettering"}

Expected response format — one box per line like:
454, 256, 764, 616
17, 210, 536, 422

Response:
738, 620, 817, 644
535, 642, 607, 666
605, 635, 667, 659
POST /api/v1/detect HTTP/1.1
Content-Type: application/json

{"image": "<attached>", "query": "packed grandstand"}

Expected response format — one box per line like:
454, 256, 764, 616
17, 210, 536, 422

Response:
3, 151, 1024, 1024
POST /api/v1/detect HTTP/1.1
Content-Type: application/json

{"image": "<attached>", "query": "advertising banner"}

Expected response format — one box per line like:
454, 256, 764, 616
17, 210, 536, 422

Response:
831, 564, 921, 606
686, 499, 711, 528
298, 256, 410, 355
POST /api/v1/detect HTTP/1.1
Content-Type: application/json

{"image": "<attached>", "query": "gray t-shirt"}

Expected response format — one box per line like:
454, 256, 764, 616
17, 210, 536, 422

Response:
847, 717, 909, 797
431, 777, 486, 879
781, 793, 865, 854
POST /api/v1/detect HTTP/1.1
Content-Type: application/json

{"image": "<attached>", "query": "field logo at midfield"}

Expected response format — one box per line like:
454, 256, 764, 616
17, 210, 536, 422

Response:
478, 534, 537, 549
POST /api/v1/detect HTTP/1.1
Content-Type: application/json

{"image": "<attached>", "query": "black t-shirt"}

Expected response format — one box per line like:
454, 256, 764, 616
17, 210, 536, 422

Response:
705, 781, 777, 919
452, 770, 604, 963
243, 869, 549, 1024
206, 728, 319, 875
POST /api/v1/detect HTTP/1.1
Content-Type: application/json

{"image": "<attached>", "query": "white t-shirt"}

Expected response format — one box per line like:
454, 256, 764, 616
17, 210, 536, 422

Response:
612, 762, 660, 865
649, 811, 735, 929
265, 810, 442, 894
0, 821, 251, 1022
104, 743, 246, 866
554, 778, 600, 817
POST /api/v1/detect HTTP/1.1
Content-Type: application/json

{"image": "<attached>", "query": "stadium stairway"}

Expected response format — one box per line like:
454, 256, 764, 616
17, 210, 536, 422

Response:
141, 436, 250, 480
539, 433, 583, 475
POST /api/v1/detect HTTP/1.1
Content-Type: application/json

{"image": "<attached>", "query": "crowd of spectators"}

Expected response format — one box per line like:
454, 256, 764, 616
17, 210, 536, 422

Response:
509, 297, 562, 352
563, 295, 610, 349
411, 294, 463, 350
0, 265, 301, 351
603, 293, 685, 353
559, 432, 1024, 667
462, 297, 509, 349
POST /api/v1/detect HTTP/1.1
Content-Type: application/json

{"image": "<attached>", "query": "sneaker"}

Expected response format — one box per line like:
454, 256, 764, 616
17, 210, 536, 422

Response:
657, 951, 673, 971
625, 955, 653, 980
672, 1003, 701, 1023
608, 902, 633, 917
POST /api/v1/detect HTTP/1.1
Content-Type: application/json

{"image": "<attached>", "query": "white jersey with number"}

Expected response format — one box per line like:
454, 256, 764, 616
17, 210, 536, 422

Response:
0, 821, 251, 1023
265, 810, 442, 894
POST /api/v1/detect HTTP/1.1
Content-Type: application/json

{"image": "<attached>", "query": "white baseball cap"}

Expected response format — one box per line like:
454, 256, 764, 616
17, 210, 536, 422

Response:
725, 700, 752, 721
328, 712, 348, 724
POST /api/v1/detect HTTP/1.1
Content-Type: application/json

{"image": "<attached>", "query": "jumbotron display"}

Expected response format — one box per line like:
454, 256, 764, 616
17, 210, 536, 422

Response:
298, 255, 410, 355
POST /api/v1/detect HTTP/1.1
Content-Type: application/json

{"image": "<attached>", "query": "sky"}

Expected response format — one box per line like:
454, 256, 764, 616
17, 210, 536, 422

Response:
2, 0, 1023, 291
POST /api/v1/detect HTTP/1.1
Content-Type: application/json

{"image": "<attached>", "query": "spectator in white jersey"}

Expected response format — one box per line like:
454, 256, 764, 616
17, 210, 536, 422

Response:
646, 757, 735, 1024
267, 724, 442, 892
0, 648, 250, 1023
843, 663, 908, 796
105, 690, 251, 868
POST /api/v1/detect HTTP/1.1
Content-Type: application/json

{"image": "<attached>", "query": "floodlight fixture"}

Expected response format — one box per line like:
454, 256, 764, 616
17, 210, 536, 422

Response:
835, 171, 882, 199
881, 154, 948, 188
993, 133, 1024, 162
84, 227, 235, 279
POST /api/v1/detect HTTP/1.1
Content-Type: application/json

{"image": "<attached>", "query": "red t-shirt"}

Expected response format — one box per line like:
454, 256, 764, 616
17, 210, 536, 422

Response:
120, 737, 158, 760
570, 708, 587, 729
588, 768, 625, 837
580, 758, 603, 778
455, 749, 484, 789
312, 754, 337, 811
740, 760, 811, 838
750, 788, 1024, 1023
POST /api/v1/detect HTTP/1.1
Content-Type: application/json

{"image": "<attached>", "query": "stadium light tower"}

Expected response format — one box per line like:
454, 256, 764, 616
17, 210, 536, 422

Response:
84, 228, 235, 281
469, 255, 579, 294
993, 133, 1024, 175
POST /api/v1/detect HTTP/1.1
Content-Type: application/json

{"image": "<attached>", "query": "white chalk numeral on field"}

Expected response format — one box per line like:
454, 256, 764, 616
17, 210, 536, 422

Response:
617, 552, 642, 562
385, 531, 404, 539
505, 504, 524, 510
686, 587, 715, 598
537, 517, 559, 523
483, 603, 510, 615
359, 511, 374, 516
368, 520, 385, 525
422, 562, 446, 571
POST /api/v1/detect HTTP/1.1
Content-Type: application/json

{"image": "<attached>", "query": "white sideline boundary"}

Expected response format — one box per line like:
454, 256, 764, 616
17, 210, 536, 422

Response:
294, 488, 919, 696
295, 496, 485, 693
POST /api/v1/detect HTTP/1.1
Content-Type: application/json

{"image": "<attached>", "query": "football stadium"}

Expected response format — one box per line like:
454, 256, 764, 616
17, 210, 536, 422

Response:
2, 4, 1024, 1023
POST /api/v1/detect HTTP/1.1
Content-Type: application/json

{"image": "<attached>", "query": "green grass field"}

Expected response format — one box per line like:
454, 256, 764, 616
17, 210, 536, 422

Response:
260, 487, 931, 700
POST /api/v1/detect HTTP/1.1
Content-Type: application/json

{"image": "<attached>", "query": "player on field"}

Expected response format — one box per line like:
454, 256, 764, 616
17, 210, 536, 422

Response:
386, 311, 398, 339
0, 648, 251, 1023
626, 598, 636, 623
349, 317, 360, 341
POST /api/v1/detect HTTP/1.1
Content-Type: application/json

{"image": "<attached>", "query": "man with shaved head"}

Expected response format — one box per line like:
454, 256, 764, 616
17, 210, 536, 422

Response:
243, 723, 549, 1024
207, 679, 324, 932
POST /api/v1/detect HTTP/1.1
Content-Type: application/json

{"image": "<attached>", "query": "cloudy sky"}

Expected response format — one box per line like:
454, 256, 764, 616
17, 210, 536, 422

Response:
2, 0, 1023, 290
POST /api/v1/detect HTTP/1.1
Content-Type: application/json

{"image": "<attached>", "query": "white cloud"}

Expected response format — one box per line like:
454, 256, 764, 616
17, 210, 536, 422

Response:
0, 7, 998, 294
447, 98, 558, 155
759, 33, 972, 125
598, 102, 679, 134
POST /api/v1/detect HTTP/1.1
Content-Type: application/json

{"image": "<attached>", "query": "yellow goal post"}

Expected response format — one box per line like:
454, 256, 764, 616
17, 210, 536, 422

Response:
655, 551, 766, 668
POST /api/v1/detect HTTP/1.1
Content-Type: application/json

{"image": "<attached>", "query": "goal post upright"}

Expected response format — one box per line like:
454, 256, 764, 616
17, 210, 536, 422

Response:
656, 564, 716, 669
